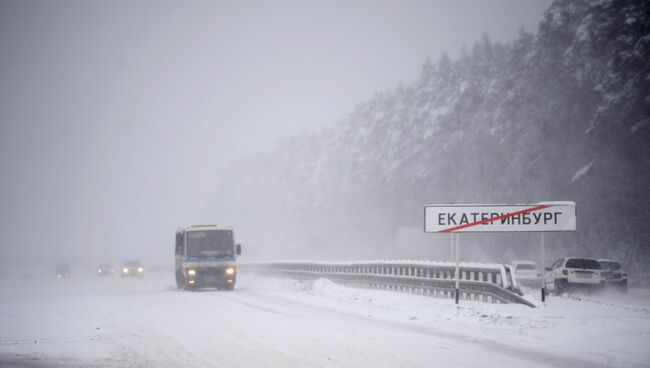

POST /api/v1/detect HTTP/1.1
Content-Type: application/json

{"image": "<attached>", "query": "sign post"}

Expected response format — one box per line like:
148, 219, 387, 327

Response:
449, 233, 454, 261
424, 202, 576, 304
454, 233, 460, 304
541, 233, 546, 302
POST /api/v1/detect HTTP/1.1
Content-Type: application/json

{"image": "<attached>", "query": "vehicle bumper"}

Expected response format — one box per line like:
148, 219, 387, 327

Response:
556, 278, 604, 291
187, 270, 236, 288
603, 279, 628, 290
121, 271, 144, 277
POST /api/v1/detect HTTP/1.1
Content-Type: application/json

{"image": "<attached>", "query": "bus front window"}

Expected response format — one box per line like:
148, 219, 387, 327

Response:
186, 231, 234, 258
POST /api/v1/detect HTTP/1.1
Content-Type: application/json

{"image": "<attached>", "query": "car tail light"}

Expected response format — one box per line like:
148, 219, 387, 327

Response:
536, 272, 541, 277
562, 269, 568, 276
621, 272, 627, 279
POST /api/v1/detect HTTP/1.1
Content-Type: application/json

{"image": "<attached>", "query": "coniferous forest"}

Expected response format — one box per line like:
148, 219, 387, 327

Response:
213, 0, 650, 283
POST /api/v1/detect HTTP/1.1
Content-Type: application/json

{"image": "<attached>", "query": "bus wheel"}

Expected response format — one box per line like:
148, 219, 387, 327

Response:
175, 273, 184, 289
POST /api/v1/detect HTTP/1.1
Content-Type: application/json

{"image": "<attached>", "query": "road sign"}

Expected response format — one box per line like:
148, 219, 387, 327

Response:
424, 202, 576, 233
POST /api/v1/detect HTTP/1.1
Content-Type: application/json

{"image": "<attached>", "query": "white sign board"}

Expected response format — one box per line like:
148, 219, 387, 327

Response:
424, 202, 576, 233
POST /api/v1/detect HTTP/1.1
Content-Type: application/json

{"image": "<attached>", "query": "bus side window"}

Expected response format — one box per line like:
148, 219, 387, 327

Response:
175, 233, 183, 255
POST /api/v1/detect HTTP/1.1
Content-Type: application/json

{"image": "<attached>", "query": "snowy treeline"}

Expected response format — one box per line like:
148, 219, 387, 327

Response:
212, 0, 650, 282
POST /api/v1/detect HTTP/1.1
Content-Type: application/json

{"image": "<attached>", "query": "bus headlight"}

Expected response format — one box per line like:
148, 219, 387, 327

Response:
225, 267, 235, 275
188, 269, 196, 276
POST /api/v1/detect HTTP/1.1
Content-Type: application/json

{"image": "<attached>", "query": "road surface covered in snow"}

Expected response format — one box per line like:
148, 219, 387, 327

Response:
1, 271, 649, 367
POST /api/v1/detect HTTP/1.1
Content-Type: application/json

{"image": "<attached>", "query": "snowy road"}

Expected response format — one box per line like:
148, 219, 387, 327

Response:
1, 271, 649, 368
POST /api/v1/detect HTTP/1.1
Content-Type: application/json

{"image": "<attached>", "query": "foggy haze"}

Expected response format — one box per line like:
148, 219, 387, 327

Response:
2, 1, 650, 367
0, 0, 551, 270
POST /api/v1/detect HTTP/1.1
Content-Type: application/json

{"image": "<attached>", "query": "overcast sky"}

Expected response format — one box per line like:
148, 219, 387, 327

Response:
0, 0, 551, 268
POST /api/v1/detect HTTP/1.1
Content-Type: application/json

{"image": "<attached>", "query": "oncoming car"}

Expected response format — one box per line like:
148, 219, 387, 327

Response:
121, 261, 144, 277
598, 259, 627, 292
96, 264, 114, 276
55, 264, 71, 279
545, 257, 604, 294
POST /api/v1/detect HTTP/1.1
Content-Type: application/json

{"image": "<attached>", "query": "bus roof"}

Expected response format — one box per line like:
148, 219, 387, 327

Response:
178, 225, 232, 232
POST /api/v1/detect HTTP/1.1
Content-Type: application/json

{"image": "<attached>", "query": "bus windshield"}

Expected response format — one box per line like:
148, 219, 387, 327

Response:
186, 231, 234, 258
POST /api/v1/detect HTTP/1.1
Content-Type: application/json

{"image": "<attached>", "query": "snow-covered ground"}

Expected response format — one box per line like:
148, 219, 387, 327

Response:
1, 271, 649, 368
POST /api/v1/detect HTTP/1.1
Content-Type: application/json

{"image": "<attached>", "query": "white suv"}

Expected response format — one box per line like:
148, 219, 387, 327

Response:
545, 257, 604, 294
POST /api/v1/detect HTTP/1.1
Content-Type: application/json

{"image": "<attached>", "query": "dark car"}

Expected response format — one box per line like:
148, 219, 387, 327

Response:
96, 264, 114, 276
120, 261, 144, 277
598, 259, 627, 292
56, 264, 71, 279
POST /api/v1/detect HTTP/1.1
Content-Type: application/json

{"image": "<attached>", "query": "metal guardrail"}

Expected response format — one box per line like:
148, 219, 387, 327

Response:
242, 261, 535, 308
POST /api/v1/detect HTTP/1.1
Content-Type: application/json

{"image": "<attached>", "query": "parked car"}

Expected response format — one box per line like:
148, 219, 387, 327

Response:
598, 259, 627, 292
121, 261, 144, 277
545, 257, 604, 294
511, 260, 542, 288
96, 264, 114, 276
55, 264, 71, 279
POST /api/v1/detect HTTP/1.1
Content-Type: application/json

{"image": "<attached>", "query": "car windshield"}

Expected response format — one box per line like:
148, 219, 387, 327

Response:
125, 262, 140, 267
187, 230, 234, 258
565, 258, 601, 269
599, 261, 621, 271
515, 264, 536, 270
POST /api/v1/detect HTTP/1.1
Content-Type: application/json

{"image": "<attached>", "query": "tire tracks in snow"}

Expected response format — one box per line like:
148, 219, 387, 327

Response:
217, 286, 626, 368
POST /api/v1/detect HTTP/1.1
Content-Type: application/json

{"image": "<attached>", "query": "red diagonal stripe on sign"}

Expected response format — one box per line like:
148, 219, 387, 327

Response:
439, 204, 551, 233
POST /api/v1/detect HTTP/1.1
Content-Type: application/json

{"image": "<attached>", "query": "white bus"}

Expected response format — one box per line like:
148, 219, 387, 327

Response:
175, 225, 242, 290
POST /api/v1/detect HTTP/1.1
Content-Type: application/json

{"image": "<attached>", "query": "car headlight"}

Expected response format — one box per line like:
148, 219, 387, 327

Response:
225, 267, 235, 275
138, 267, 143, 273
97, 269, 102, 273
122, 267, 129, 273
188, 269, 196, 276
